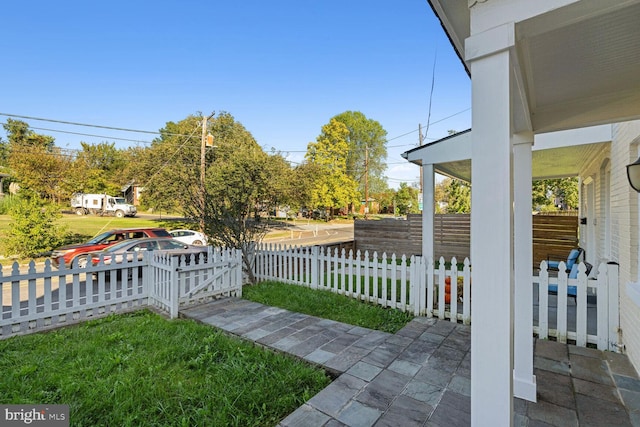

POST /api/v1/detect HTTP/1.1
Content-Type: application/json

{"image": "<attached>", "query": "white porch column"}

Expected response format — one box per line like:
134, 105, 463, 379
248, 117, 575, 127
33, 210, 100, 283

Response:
467, 23, 515, 426
422, 163, 435, 262
513, 133, 537, 402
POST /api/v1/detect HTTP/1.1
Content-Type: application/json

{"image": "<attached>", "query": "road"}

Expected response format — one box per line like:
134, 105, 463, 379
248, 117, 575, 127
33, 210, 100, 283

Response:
2, 222, 354, 306
262, 222, 354, 246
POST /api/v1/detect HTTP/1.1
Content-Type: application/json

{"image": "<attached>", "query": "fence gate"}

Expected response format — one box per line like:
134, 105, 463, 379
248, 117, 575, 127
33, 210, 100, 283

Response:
147, 248, 243, 318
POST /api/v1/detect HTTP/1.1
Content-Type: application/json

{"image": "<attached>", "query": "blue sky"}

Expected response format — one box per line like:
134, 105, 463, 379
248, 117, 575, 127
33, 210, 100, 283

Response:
1, 1, 471, 188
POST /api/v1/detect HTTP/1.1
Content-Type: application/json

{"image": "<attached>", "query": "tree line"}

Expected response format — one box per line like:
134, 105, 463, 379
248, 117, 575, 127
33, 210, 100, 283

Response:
0, 111, 420, 267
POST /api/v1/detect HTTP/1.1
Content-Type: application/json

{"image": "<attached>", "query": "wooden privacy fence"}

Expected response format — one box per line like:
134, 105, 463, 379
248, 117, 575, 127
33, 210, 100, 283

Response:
532, 214, 579, 267
354, 213, 578, 266
254, 243, 619, 351
254, 243, 472, 323
0, 247, 243, 338
354, 214, 471, 259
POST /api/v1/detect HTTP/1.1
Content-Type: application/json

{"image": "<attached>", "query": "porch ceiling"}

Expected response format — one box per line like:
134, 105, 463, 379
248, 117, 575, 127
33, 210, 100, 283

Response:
428, 0, 640, 133
402, 126, 611, 182
433, 141, 609, 182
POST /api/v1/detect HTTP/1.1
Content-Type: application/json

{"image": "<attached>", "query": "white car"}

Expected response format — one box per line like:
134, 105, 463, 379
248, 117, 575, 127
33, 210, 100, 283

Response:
169, 229, 208, 246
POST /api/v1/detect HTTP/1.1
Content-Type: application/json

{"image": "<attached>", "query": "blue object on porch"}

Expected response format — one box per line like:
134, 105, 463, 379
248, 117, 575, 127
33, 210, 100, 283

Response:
548, 262, 593, 298
548, 247, 584, 272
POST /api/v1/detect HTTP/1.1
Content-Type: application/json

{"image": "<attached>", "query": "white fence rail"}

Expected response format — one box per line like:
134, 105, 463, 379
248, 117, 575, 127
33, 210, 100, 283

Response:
254, 244, 472, 323
254, 244, 619, 350
1, 247, 243, 337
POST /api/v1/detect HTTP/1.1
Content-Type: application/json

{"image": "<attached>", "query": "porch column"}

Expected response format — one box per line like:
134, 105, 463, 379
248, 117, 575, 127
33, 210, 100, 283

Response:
467, 23, 515, 426
513, 133, 537, 402
422, 163, 435, 262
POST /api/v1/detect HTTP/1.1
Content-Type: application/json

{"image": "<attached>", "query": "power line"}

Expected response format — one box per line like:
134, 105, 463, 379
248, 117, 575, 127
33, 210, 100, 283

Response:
0, 122, 154, 144
0, 112, 190, 138
1, 107, 471, 155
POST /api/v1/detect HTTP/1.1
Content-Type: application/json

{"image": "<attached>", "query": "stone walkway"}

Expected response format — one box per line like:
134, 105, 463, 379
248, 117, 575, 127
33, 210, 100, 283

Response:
181, 298, 640, 426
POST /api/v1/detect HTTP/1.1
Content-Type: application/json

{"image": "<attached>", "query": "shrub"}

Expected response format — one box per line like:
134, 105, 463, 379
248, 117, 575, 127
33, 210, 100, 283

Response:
5, 197, 69, 258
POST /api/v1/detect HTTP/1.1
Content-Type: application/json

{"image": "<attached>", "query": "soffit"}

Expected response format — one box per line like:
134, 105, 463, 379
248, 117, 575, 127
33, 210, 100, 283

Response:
427, 0, 640, 133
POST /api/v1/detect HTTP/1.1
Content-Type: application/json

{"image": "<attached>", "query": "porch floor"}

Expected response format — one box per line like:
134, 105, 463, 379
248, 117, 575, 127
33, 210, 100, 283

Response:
181, 298, 640, 426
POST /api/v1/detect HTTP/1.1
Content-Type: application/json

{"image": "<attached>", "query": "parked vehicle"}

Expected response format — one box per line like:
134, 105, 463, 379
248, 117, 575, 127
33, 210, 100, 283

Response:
87, 237, 208, 267
169, 229, 208, 246
71, 193, 137, 218
51, 227, 171, 268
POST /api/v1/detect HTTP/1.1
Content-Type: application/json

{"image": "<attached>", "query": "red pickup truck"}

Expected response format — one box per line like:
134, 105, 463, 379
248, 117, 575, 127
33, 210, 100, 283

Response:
51, 227, 172, 268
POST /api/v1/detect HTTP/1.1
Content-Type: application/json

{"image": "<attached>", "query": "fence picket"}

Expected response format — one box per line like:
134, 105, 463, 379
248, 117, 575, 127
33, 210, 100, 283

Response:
438, 257, 446, 320
450, 257, 458, 323
556, 261, 568, 343
426, 257, 434, 318
575, 263, 588, 347
538, 261, 549, 340
462, 258, 471, 325
400, 255, 407, 312
381, 253, 388, 307
390, 254, 397, 309
364, 251, 371, 303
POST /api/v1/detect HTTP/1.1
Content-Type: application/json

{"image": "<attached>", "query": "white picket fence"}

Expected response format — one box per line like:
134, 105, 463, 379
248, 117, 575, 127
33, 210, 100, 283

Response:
254, 243, 620, 350
0, 247, 243, 338
534, 260, 619, 350
254, 244, 472, 323
1, 242, 620, 351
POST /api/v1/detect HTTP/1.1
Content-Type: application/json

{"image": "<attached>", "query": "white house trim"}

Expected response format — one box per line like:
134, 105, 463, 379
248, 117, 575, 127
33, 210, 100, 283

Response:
422, 0, 640, 424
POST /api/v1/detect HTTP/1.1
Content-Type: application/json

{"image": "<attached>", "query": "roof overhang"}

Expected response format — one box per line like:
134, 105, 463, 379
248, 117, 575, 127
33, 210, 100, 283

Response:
427, 0, 640, 133
402, 124, 612, 182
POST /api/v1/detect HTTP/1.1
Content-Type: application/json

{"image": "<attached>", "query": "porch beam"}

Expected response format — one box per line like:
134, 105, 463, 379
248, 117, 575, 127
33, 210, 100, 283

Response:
422, 163, 435, 262
469, 28, 515, 426
513, 132, 537, 402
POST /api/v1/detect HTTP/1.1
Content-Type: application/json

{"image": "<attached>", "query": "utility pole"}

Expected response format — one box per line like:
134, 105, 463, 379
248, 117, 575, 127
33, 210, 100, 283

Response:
364, 144, 369, 219
418, 123, 424, 194
200, 113, 214, 233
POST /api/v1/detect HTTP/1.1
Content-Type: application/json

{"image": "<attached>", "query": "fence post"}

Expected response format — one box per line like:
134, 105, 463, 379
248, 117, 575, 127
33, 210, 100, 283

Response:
596, 263, 609, 350
170, 255, 179, 319
236, 249, 243, 297
310, 246, 319, 290
462, 258, 471, 325
142, 251, 151, 301
426, 257, 434, 318
607, 262, 620, 352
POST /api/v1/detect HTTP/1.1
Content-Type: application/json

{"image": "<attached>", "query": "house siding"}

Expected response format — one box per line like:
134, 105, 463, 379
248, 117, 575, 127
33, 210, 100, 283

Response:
609, 121, 640, 369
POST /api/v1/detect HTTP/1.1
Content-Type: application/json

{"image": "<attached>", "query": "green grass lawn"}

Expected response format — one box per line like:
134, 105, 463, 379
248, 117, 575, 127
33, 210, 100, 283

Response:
0, 310, 331, 426
243, 281, 414, 333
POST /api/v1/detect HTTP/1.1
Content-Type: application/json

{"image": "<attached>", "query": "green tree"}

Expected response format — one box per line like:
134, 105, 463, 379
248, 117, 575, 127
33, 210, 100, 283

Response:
371, 185, 395, 214
138, 112, 288, 282
3, 120, 70, 201
66, 142, 127, 195
0, 136, 8, 168
5, 196, 68, 258
305, 118, 359, 215
331, 111, 388, 196
131, 115, 203, 214
394, 182, 420, 215
532, 177, 578, 211
447, 179, 471, 213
